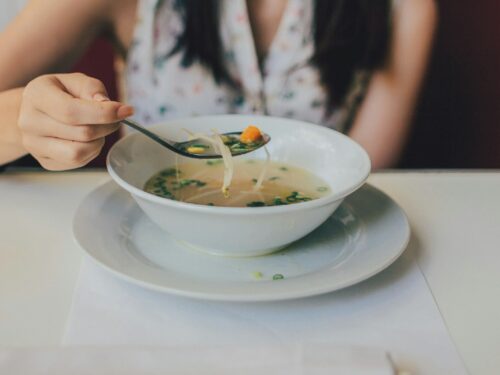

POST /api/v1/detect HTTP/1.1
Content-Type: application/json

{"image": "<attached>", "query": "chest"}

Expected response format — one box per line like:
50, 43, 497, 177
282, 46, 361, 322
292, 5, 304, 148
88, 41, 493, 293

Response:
245, 0, 289, 62
114, 0, 289, 62
124, 0, 354, 131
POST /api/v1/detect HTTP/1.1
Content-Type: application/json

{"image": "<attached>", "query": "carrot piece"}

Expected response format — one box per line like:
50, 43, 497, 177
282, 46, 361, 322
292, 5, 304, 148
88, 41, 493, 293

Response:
240, 125, 262, 144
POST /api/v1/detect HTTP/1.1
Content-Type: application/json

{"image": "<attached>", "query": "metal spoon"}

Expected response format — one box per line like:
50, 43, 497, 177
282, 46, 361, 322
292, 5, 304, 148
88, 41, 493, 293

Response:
121, 119, 270, 159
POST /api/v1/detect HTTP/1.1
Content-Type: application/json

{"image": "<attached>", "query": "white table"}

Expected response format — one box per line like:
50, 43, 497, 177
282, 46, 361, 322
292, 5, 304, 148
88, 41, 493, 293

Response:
1, 170, 499, 374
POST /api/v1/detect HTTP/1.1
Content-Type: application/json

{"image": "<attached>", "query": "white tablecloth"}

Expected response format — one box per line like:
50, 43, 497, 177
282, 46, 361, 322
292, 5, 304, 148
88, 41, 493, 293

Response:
5, 171, 499, 374
62, 249, 466, 374
0, 346, 395, 375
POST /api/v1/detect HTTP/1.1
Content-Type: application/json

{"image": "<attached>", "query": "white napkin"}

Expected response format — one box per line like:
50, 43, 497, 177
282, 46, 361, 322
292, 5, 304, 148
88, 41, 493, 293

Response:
62, 250, 466, 375
0, 345, 394, 375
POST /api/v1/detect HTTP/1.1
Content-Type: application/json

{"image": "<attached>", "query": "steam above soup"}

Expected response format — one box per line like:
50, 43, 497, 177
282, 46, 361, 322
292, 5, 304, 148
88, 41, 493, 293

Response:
144, 160, 330, 207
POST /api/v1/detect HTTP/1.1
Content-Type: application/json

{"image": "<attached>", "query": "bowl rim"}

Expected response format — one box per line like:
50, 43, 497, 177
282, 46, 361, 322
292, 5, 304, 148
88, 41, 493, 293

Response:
107, 114, 371, 215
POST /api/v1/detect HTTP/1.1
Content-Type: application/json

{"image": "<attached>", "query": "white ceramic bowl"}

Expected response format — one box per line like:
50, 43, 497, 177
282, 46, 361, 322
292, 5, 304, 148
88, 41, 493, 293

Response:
107, 115, 370, 256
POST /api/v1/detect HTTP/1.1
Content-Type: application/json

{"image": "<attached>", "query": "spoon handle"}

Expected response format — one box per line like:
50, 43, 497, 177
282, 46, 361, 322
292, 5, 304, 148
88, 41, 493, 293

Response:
120, 119, 178, 153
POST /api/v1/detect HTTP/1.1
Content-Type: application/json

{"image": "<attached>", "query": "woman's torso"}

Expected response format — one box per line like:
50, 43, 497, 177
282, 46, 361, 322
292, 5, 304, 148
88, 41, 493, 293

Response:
122, 0, 370, 131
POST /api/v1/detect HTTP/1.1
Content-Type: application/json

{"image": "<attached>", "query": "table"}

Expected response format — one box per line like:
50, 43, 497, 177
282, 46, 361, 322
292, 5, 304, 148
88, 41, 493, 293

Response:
1, 170, 499, 374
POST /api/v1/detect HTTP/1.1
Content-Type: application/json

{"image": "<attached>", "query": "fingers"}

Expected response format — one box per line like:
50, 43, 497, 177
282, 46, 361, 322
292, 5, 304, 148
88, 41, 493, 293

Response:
21, 109, 121, 142
23, 134, 105, 171
25, 74, 134, 125
19, 72, 133, 171
56, 72, 110, 101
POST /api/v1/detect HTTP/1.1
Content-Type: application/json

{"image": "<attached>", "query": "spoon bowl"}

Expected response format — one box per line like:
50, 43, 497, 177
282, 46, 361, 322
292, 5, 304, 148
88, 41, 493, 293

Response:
121, 119, 270, 159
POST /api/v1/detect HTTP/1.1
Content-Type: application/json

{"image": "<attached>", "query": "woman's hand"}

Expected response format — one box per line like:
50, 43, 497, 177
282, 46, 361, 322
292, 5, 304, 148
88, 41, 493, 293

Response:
18, 73, 133, 170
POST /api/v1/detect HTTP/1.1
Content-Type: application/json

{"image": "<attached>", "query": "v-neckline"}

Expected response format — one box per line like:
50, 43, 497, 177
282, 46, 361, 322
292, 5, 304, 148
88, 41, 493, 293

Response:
240, 0, 295, 76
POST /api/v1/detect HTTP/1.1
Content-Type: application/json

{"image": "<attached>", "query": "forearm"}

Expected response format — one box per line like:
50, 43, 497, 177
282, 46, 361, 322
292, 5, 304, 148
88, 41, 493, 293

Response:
348, 0, 437, 169
0, 88, 27, 165
348, 80, 415, 170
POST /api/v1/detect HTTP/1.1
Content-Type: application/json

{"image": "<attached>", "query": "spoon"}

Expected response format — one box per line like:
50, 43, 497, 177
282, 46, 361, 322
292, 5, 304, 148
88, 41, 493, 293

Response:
121, 119, 270, 159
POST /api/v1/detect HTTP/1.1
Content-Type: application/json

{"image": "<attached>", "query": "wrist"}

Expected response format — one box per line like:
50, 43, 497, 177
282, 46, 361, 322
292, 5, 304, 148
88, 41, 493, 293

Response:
0, 88, 28, 165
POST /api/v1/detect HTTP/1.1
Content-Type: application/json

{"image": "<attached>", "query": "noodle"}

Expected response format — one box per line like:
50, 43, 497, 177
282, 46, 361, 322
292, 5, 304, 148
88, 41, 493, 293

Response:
181, 128, 268, 198
183, 129, 234, 196
211, 130, 233, 197
253, 145, 270, 191
175, 153, 180, 184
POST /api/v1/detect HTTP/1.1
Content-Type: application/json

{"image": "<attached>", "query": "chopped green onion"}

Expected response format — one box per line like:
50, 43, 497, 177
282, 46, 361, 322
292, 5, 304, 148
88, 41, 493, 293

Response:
206, 160, 223, 166
317, 186, 329, 192
179, 179, 206, 188
222, 135, 239, 145
247, 201, 266, 207
286, 191, 311, 203
272, 274, 284, 280
160, 168, 178, 177
272, 197, 287, 206
251, 271, 263, 279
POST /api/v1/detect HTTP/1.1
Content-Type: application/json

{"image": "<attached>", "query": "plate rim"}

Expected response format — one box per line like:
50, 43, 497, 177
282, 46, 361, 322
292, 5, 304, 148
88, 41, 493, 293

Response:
73, 181, 410, 302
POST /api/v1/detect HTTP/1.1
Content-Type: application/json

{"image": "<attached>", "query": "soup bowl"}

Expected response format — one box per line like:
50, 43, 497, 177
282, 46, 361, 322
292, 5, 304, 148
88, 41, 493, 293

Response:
107, 115, 371, 257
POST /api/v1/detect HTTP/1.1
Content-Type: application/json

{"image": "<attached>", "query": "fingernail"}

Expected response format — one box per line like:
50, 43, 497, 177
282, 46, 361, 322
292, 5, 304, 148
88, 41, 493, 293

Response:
93, 93, 110, 102
117, 105, 135, 118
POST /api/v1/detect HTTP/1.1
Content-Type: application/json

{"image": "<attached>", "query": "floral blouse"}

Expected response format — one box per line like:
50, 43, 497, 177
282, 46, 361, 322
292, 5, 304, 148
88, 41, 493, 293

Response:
124, 0, 370, 131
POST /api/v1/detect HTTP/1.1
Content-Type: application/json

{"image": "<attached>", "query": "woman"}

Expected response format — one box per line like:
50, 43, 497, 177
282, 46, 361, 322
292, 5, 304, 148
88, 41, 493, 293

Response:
0, 0, 436, 170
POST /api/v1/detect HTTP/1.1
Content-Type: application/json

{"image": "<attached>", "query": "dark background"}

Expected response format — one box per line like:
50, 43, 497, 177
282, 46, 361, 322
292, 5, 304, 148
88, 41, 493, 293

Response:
400, 0, 500, 168
9, 0, 500, 169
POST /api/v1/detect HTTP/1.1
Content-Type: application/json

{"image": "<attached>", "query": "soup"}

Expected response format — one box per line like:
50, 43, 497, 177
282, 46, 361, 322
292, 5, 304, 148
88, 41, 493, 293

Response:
144, 160, 330, 207
178, 125, 267, 196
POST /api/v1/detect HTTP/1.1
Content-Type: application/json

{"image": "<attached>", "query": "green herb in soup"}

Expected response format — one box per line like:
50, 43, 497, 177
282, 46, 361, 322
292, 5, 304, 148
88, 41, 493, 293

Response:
206, 159, 223, 166
252, 271, 263, 279
144, 160, 330, 208
181, 134, 265, 155
180, 125, 266, 156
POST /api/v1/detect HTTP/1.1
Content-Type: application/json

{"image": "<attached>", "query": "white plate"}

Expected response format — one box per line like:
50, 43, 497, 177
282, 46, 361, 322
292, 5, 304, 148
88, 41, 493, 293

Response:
73, 181, 410, 301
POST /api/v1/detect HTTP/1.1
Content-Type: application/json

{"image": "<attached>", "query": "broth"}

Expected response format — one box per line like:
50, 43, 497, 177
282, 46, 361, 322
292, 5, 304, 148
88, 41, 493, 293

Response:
144, 160, 330, 207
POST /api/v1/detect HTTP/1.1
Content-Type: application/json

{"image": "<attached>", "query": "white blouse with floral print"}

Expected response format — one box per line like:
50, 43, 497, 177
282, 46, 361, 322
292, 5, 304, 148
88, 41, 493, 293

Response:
124, 0, 370, 131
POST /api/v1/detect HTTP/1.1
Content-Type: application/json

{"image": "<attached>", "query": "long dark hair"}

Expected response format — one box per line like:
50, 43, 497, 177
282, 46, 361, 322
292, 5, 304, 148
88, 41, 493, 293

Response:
169, 0, 390, 109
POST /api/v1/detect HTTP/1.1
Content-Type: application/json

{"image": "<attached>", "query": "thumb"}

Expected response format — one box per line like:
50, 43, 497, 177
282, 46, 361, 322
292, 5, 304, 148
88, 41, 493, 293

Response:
80, 78, 112, 103
63, 73, 111, 101
55, 72, 134, 120
47, 73, 134, 124
73, 75, 134, 119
